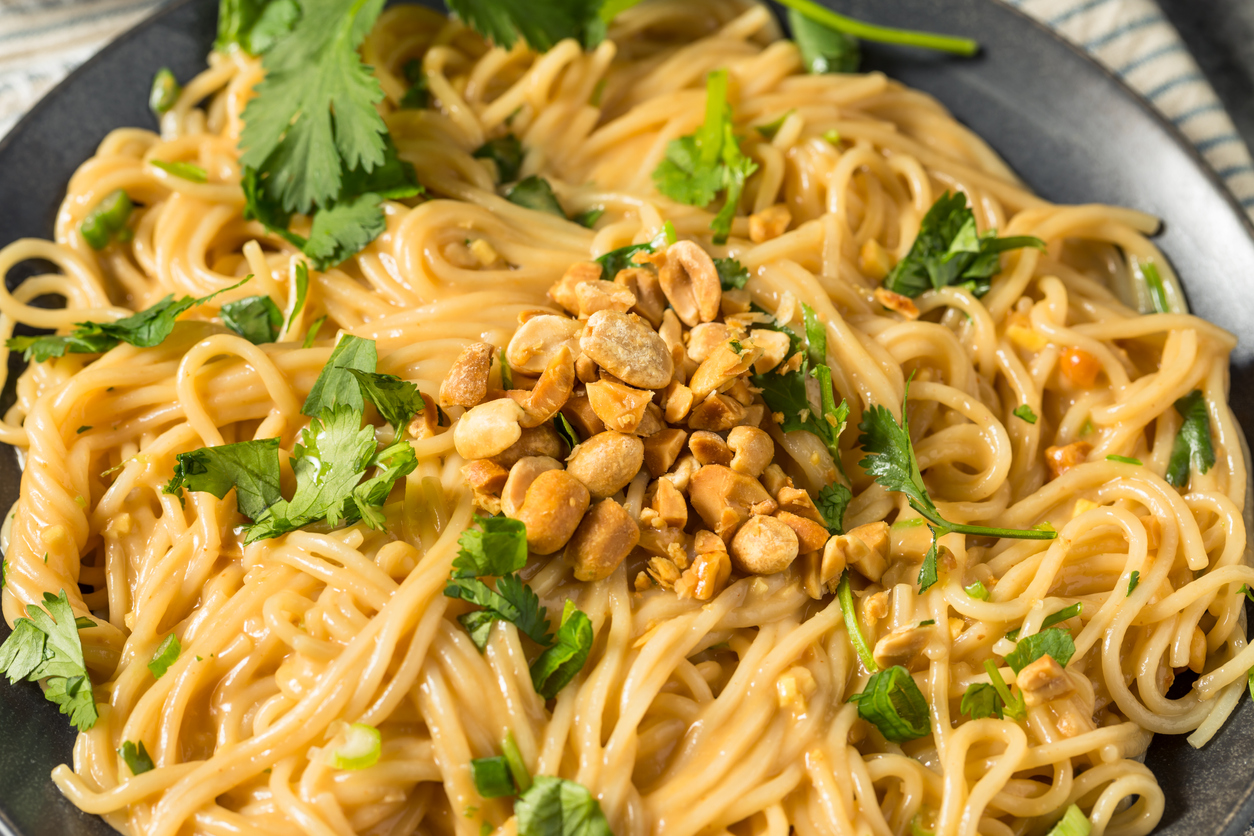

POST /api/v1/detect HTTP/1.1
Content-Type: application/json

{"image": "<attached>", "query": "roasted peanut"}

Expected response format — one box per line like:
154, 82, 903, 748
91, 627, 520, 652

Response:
730, 514, 799, 574
1017, 655, 1074, 707
587, 376, 653, 433
826, 521, 890, 583
688, 342, 761, 402
643, 428, 688, 478
675, 531, 732, 601
501, 456, 563, 517
727, 425, 773, 477
873, 627, 930, 671
687, 323, 730, 363
688, 392, 746, 431
748, 204, 791, 243
636, 403, 665, 437
549, 261, 603, 313
646, 556, 683, 589
662, 382, 695, 423
455, 398, 525, 460
518, 345, 575, 428
761, 464, 794, 498
440, 342, 494, 408
407, 393, 440, 439
775, 510, 830, 553
721, 288, 752, 317
560, 396, 605, 438
576, 280, 636, 318
462, 460, 509, 494
579, 310, 673, 390
507, 314, 583, 375
567, 499, 640, 581
661, 453, 701, 494
491, 422, 564, 468
658, 240, 721, 326
688, 464, 775, 539
749, 329, 791, 373
874, 287, 920, 320
575, 353, 598, 383
566, 431, 645, 498
1045, 441, 1092, 480
614, 267, 667, 327
513, 470, 590, 554
651, 478, 688, 528
775, 485, 824, 524
689, 430, 733, 467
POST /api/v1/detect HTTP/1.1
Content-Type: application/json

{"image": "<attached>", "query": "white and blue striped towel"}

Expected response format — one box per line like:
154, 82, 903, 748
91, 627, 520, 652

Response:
0, 0, 1252, 218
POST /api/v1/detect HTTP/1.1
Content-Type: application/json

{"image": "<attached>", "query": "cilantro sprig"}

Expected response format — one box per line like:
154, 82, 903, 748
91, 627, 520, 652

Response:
164, 336, 423, 541
857, 378, 1056, 591
652, 69, 758, 244
7, 278, 248, 363
779, 0, 977, 62
883, 192, 1045, 299
0, 590, 98, 731
444, 517, 595, 700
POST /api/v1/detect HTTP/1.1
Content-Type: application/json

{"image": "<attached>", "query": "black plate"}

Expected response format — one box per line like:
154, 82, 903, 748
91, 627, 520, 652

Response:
3, 1, 1254, 834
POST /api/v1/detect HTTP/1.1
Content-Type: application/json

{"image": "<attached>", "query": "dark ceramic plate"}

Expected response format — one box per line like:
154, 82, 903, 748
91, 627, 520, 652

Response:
3, 0, 1254, 834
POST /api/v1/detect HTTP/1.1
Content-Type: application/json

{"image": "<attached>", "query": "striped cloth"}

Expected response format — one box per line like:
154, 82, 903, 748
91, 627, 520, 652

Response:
0, 0, 1252, 215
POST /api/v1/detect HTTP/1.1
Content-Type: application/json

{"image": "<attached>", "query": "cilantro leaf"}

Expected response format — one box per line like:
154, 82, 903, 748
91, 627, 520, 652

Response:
473, 134, 524, 183
0, 590, 98, 731
302, 192, 386, 270
164, 438, 283, 521
857, 378, 1057, 549
883, 192, 1045, 298
714, 257, 749, 290
238, 0, 389, 214
515, 776, 613, 836
1127, 570, 1140, 596
447, 0, 608, 51
119, 740, 155, 775
530, 600, 594, 699
452, 515, 529, 579
216, 0, 300, 54
788, 7, 859, 73
1166, 390, 1215, 488
594, 242, 653, 278
1013, 404, 1037, 424
221, 295, 283, 344
848, 665, 929, 742
507, 176, 566, 218
960, 682, 1002, 720
471, 755, 516, 798
445, 574, 552, 649
918, 527, 939, 592
651, 69, 758, 244
349, 369, 425, 433
302, 334, 378, 417
817, 482, 851, 535
1003, 628, 1075, 674
7, 279, 247, 362
147, 633, 181, 679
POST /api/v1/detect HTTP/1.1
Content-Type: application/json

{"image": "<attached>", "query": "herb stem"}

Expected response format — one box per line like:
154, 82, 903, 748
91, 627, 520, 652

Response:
911, 502, 1057, 541
838, 572, 878, 672
982, 659, 1025, 720
777, 0, 979, 56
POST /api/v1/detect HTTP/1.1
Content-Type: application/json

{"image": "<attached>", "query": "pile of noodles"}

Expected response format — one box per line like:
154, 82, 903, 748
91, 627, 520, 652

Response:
0, 2, 1249, 835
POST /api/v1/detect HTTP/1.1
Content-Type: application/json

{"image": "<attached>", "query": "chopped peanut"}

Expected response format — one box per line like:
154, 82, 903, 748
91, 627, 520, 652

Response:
548, 261, 603, 313
727, 426, 773, 477
658, 241, 722, 326
455, 398, 525, 460
688, 464, 774, 539
580, 310, 674, 390
576, 280, 636, 318
643, 429, 688, 478
661, 382, 696, 423
1045, 441, 1092, 479
750, 329, 791, 373
507, 314, 583, 375
749, 204, 791, 243
1017, 655, 1074, 707
689, 431, 733, 467
1059, 346, 1101, 388
512, 470, 590, 555
775, 486, 824, 524
873, 287, 919, 320
774, 510, 830, 553
501, 456, 562, 518
688, 392, 746, 431
687, 323, 730, 363
872, 626, 930, 671
567, 499, 640, 582
560, 396, 605, 438
614, 267, 667, 327
516, 345, 575, 428
674, 535, 731, 601
825, 522, 890, 583
586, 376, 653, 433
651, 479, 688, 528
440, 342, 494, 408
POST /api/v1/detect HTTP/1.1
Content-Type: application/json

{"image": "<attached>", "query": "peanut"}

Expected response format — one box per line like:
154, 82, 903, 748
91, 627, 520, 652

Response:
548, 261, 603, 314
513, 470, 590, 554
643, 428, 688, 478
507, 314, 583, 375
501, 456, 563, 518
518, 345, 575, 428
748, 204, 791, 243
565, 431, 645, 498
440, 342, 494, 408
586, 376, 653, 433
730, 514, 799, 574
455, 398, 525, 460
566, 498, 640, 582
576, 280, 636, 318
579, 310, 673, 390
688, 464, 774, 539
658, 240, 721, 326
727, 425, 773, 477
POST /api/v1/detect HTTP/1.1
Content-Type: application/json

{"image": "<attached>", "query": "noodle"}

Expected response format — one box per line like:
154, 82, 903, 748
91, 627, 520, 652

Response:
0, 2, 1248, 835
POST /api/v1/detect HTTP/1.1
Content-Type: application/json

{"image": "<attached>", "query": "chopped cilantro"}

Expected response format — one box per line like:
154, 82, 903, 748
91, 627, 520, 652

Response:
507, 176, 566, 218
713, 257, 749, 290
147, 633, 181, 679
119, 740, 155, 775
221, 295, 283, 344
515, 776, 613, 836
1012, 404, 1037, 424
0, 590, 98, 731
473, 134, 524, 183
1165, 390, 1215, 488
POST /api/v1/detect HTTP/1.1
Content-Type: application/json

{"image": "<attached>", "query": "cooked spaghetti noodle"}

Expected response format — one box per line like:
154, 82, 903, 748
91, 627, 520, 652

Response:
0, 2, 1249, 836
